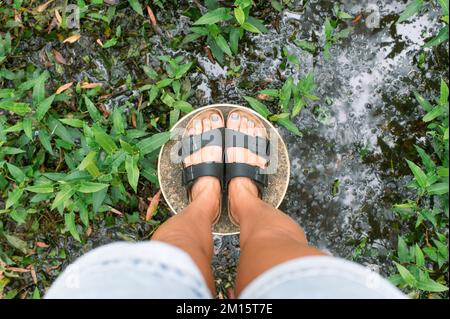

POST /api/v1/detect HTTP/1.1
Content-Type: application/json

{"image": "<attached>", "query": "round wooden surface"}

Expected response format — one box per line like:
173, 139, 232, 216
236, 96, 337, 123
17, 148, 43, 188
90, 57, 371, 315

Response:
158, 104, 290, 235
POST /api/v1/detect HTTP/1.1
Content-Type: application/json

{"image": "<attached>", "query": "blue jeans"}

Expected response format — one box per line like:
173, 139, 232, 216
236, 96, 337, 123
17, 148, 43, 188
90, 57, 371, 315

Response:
45, 241, 406, 299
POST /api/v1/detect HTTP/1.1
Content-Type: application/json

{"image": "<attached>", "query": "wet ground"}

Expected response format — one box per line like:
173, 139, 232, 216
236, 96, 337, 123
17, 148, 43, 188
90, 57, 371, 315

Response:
209, 0, 448, 293
3, 0, 448, 297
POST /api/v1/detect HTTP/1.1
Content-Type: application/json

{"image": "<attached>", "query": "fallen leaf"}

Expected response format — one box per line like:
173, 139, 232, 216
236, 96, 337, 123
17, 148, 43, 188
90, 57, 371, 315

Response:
110, 207, 123, 216
35, 0, 55, 13
146, 5, 157, 26
96, 38, 104, 47
352, 14, 362, 23
80, 82, 102, 89
56, 82, 73, 94
35, 241, 49, 248
257, 93, 269, 100
63, 34, 81, 44
137, 94, 143, 110
29, 265, 38, 284
46, 265, 60, 272
6, 267, 30, 273
14, 10, 22, 24
131, 112, 137, 128
52, 49, 67, 64
86, 226, 92, 237
205, 46, 215, 64
47, 17, 56, 33
146, 190, 161, 221
54, 9, 62, 26
99, 103, 110, 118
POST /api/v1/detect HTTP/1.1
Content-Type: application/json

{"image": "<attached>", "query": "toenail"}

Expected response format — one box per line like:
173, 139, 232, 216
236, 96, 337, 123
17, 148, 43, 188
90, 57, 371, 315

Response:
194, 120, 201, 127
203, 118, 209, 124
211, 114, 219, 122
231, 112, 239, 120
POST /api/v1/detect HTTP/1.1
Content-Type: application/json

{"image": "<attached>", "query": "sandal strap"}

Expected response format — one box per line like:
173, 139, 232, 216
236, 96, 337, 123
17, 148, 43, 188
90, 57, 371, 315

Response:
179, 127, 225, 161
224, 128, 270, 162
182, 162, 224, 189
225, 163, 268, 195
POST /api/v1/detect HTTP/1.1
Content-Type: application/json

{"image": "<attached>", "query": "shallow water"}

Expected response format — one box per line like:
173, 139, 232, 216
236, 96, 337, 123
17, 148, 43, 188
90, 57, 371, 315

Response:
210, 0, 448, 290
4, 0, 448, 296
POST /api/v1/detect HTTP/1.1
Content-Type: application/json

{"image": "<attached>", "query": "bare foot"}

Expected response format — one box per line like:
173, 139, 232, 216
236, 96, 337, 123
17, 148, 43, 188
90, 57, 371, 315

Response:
226, 110, 268, 223
183, 110, 224, 220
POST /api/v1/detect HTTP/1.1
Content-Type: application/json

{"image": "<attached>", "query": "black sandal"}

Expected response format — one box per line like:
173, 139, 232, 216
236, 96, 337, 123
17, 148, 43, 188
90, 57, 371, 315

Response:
180, 108, 225, 225
224, 110, 270, 226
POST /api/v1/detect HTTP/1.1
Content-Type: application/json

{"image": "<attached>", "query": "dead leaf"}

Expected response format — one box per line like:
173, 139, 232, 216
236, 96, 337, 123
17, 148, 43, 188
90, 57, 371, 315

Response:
96, 38, 104, 47
6, 267, 30, 273
14, 10, 22, 24
35, 241, 49, 248
137, 93, 143, 110
35, 0, 55, 13
352, 14, 362, 23
80, 82, 102, 89
29, 265, 38, 284
146, 190, 161, 221
86, 226, 92, 237
146, 5, 157, 26
63, 34, 81, 44
47, 17, 56, 34
46, 265, 60, 272
99, 103, 110, 118
54, 9, 62, 26
110, 207, 123, 216
205, 46, 215, 64
257, 93, 269, 100
131, 112, 137, 128
56, 82, 73, 94
52, 49, 67, 65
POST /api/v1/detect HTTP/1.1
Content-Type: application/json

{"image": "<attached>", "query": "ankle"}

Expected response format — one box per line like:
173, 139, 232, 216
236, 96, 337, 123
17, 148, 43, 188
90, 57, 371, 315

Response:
228, 177, 260, 222
229, 177, 259, 198
190, 176, 221, 222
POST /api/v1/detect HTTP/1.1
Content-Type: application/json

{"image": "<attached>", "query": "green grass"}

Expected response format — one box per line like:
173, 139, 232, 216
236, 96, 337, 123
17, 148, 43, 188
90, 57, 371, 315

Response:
182, 0, 267, 65
389, 79, 449, 298
0, 0, 448, 299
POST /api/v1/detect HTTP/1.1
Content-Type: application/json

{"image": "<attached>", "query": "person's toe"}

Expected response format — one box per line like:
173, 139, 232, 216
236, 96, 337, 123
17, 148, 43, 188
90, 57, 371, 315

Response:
210, 113, 223, 129
201, 116, 219, 162
235, 116, 248, 163
192, 119, 203, 163
228, 111, 240, 130
239, 116, 248, 133
202, 117, 211, 132
226, 112, 240, 163
247, 120, 257, 164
